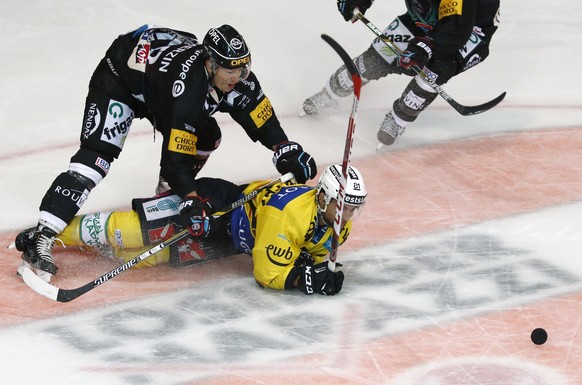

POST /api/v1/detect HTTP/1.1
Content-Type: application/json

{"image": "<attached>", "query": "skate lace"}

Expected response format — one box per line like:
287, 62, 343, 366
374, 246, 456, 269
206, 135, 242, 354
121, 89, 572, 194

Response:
382, 114, 406, 137
35, 234, 64, 263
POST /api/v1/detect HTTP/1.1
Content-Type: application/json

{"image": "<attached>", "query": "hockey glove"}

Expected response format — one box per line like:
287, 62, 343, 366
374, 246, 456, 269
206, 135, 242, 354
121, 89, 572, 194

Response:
398, 38, 433, 76
337, 0, 374, 22
294, 249, 315, 268
272, 141, 317, 184
178, 196, 213, 237
297, 262, 345, 296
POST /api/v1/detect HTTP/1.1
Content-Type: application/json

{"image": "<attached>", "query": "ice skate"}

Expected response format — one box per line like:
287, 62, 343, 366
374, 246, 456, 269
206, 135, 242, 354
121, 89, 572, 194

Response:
377, 111, 407, 145
13, 226, 35, 251
19, 225, 59, 276
302, 88, 339, 116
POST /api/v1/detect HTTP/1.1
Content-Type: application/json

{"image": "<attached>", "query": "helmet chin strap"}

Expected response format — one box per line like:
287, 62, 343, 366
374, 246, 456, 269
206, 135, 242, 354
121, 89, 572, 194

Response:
316, 192, 333, 226
204, 60, 222, 103
204, 59, 219, 81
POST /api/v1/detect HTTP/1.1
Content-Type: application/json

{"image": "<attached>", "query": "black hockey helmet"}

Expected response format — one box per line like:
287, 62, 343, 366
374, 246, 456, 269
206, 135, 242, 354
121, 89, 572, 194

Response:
405, 0, 437, 26
203, 25, 251, 73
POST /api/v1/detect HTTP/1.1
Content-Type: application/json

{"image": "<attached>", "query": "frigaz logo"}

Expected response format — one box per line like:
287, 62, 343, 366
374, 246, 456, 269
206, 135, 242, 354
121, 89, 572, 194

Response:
381, 34, 412, 44
82, 103, 101, 139
100, 100, 134, 149
249, 97, 273, 128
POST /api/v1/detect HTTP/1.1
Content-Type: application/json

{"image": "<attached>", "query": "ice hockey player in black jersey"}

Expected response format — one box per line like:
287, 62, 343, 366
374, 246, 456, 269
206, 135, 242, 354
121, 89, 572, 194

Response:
17, 24, 317, 279
304, 0, 500, 145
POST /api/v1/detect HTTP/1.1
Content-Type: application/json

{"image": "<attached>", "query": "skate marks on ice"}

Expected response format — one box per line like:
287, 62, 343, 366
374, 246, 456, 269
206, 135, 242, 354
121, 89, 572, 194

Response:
346, 126, 582, 249
0, 246, 254, 326
0, 227, 581, 385
1, 127, 582, 383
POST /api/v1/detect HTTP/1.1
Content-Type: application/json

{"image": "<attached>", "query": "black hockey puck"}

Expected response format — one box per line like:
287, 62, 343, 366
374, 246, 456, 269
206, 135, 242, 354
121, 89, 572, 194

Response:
531, 328, 547, 345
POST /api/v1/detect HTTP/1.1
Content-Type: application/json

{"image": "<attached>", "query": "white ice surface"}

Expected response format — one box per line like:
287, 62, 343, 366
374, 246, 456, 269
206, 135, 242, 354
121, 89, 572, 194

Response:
1, 1, 582, 384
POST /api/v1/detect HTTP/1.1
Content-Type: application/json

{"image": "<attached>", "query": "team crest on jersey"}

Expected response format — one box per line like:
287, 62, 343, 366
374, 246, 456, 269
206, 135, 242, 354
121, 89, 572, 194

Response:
168, 128, 197, 155
250, 97, 273, 128
439, 0, 463, 19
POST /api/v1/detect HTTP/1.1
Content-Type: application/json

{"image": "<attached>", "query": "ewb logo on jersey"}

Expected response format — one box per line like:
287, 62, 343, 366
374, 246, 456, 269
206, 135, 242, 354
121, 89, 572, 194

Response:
101, 100, 134, 149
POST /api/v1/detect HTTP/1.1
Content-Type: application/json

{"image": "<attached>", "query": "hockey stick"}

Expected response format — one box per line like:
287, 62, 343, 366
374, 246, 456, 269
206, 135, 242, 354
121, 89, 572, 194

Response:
21, 172, 295, 302
354, 11, 506, 116
321, 34, 362, 270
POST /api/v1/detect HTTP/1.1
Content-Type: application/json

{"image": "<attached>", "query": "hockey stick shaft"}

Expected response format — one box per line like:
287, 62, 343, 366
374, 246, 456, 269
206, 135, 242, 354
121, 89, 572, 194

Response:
320, 34, 362, 267
22, 172, 295, 302
353, 11, 505, 116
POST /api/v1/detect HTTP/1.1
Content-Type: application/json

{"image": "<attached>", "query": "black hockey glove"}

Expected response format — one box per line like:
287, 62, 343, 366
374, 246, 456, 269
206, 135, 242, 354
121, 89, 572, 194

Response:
294, 249, 315, 268
297, 262, 344, 296
337, 0, 374, 22
398, 37, 433, 76
272, 141, 317, 184
178, 196, 213, 237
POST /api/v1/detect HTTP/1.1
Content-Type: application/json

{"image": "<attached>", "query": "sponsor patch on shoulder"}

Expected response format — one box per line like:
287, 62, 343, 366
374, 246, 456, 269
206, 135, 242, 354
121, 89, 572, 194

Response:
250, 97, 273, 128
439, 0, 463, 19
168, 128, 197, 155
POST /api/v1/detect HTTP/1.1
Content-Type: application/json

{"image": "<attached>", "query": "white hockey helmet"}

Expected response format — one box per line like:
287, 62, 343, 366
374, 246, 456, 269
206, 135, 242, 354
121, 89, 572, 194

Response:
316, 164, 367, 208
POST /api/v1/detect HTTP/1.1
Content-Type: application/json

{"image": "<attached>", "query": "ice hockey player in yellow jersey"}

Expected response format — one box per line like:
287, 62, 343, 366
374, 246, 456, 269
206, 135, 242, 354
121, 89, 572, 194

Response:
15, 165, 367, 295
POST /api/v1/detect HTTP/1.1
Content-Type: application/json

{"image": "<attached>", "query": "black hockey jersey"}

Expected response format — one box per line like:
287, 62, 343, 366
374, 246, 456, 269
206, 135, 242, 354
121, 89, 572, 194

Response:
405, 0, 500, 58
102, 25, 288, 196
